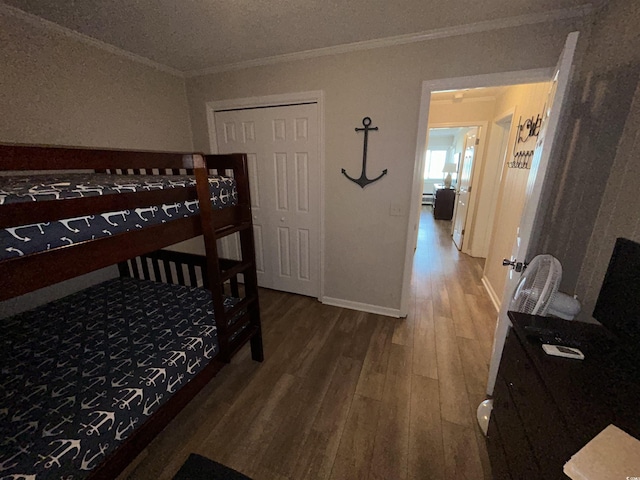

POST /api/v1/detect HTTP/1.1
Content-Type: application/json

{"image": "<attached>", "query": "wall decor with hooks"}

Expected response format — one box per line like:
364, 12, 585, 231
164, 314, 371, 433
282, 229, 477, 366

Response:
508, 150, 535, 169
516, 113, 543, 144
341, 117, 388, 188
508, 111, 543, 170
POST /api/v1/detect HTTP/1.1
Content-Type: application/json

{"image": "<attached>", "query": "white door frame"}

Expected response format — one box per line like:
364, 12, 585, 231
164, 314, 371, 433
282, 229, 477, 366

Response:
426, 121, 488, 254
400, 68, 553, 317
205, 90, 326, 300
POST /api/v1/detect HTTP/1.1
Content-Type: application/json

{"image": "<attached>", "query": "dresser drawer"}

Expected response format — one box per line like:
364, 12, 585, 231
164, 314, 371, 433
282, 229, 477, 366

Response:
492, 377, 542, 477
486, 414, 512, 480
500, 332, 576, 478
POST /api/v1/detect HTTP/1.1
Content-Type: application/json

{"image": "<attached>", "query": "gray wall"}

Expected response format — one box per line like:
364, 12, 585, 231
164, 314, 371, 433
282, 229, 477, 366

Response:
0, 10, 192, 150
186, 18, 584, 312
0, 11, 193, 318
530, 0, 640, 321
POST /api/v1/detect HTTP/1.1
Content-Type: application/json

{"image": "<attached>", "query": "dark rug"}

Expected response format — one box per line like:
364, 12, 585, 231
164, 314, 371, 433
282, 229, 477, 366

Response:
173, 454, 253, 480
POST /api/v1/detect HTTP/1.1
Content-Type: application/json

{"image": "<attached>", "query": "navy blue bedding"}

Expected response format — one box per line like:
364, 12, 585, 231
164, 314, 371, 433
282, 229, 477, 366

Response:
0, 277, 233, 479
0, 174, 237, 261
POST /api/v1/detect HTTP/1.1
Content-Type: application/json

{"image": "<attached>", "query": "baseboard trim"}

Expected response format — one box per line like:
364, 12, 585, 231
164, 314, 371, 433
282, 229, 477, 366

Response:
481, 276, 501, 312
321, 297, 402, 318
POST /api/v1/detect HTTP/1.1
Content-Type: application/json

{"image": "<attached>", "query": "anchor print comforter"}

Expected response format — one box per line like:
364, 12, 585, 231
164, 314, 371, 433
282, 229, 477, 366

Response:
0, 277, 232, 479
0, 173, 237, 261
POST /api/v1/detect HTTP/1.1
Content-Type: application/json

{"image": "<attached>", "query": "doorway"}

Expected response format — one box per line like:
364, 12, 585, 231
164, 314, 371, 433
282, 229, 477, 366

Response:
402, 72, 555, 318
405, 32, 579, 403
422, 124, 483, 251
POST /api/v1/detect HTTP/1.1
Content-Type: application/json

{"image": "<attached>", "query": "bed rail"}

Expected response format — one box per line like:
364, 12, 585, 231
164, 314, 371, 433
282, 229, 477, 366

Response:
0, 145, 252, 301
0, 143, 199, 171
118, 249, 263, 364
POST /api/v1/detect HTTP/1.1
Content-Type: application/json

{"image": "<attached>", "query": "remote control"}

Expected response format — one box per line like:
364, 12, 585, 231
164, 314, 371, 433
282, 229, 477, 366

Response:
542, 344, 585, 360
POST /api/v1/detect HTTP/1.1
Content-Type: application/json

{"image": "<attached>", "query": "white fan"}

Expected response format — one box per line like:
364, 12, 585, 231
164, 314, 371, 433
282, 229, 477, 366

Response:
511, 254, 561, 315
511, 254, 580, 319
477, 254, 580, 435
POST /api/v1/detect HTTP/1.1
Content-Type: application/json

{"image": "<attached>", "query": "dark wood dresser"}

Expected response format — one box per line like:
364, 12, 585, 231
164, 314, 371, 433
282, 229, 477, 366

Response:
432, 184, 455, 220
487, 312, 640, 479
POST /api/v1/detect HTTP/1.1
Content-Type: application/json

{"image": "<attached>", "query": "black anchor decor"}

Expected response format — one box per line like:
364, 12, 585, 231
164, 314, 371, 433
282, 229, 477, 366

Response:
341, 117, 388, 188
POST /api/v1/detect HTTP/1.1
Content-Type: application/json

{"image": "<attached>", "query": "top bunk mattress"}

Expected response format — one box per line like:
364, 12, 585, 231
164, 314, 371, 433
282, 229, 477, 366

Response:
0, 173, 237, 261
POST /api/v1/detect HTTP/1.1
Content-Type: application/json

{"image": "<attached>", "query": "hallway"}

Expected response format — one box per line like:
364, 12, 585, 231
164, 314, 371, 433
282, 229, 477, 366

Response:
127, 207, 497, 480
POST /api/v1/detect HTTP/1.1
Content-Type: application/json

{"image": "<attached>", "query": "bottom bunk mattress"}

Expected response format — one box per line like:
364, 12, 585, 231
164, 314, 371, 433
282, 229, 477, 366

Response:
0, 277, 235, 479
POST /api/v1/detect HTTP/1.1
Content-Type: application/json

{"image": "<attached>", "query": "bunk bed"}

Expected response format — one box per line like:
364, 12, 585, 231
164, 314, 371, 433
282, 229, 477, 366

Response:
0, 144, 263, 480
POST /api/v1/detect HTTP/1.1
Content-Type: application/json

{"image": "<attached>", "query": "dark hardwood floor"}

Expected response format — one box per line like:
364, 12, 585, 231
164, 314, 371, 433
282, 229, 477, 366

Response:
125, 207, 497, 480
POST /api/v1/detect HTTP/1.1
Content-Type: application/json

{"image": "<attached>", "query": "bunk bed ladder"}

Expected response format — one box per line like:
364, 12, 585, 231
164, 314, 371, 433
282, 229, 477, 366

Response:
197, 153, 263, 363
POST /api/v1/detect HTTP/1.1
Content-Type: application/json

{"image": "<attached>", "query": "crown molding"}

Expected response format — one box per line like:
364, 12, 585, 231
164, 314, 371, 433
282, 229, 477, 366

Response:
1, 1, 591, 79
185, 4, 592, 77
0, 3, 184, 78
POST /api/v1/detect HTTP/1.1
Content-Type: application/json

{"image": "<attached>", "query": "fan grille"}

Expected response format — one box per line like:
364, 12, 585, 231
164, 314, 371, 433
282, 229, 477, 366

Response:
510, 255, 562, 315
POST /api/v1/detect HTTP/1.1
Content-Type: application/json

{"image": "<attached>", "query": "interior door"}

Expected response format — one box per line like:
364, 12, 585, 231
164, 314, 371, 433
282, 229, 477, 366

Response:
485, 32, 579, 395
452, 128, 478, 249
213, 103, 320, 297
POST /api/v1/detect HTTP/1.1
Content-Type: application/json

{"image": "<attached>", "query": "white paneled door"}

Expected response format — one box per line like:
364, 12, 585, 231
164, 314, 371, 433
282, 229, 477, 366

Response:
452, 127, 479, 250
485, 32, 579, 396
214, 103, 320, 297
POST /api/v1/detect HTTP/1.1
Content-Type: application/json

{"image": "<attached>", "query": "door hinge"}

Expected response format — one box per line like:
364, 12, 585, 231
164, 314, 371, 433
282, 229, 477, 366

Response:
468, 186, 472, 193
462, 228, 465, 235
475, 138, 480, 145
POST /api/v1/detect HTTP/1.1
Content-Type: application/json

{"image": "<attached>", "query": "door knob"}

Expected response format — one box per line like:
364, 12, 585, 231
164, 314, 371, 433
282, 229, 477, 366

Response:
502, 258, 526, 273
280, 217, 285, 222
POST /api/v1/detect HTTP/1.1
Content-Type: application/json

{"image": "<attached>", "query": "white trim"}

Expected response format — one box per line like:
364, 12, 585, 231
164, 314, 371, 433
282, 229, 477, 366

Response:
481, 276, 501, 312
321, 297, 402, 318
430, 96, 497, 105
185, 6, 591, 77
0, 3, 184, 77
473, 108, 515, 259
206, 91, 323, 112
495, 108, 517, 126
205, 91, 326, 300
399, 67, 555, 317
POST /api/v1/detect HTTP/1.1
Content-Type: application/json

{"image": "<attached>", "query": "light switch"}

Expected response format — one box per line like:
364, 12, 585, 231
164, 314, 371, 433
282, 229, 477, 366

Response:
389, 204, 404, 216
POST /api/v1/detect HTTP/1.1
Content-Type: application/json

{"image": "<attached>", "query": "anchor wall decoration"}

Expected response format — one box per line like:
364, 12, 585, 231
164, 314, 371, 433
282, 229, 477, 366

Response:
342, 117, 388, 188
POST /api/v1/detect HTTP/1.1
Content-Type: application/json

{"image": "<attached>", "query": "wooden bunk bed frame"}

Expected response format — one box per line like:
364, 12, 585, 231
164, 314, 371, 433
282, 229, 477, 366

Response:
0, 143, 263, 479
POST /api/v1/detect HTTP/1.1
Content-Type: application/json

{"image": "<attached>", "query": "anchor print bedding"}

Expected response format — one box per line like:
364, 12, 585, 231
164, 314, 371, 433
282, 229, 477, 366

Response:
0, 173, 238, 261
0, 277, 234, 479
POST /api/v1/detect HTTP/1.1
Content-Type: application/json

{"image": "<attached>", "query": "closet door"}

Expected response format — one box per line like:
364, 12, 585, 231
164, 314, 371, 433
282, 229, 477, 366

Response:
213, 103, 320, 297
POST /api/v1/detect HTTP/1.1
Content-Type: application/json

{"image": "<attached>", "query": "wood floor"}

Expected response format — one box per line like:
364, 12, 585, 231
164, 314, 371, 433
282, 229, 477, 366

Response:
126, 207, 498, 480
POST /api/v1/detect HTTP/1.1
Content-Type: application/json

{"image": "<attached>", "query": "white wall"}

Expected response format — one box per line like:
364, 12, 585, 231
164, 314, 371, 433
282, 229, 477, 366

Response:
186, 19, 584, 312
423, 133, 454, 194
0, 12, 194, 318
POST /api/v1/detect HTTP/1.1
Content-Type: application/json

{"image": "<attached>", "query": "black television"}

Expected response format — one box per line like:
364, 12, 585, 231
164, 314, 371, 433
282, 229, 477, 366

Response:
593, 237, 640, 345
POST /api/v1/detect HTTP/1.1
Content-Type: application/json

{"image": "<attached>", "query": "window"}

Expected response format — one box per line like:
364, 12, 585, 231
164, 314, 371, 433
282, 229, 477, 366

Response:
423, 149, 448, 179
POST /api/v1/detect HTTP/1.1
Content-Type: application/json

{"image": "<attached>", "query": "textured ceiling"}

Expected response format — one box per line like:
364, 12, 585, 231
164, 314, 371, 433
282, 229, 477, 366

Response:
2, 0, 593, 72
